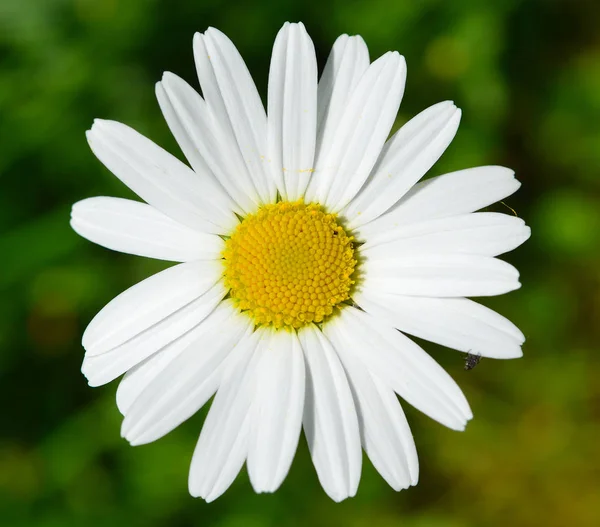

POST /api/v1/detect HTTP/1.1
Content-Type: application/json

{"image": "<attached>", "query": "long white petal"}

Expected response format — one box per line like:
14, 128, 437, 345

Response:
156, 73, 250, 214
71, 197, 223, 261
314, 34, 370, 166
116, 342, 185, 415
362, 253, 521, 297
267, 22, 318, 201
360, 212, 531, 257
338, 350, 418, 490
299, 324, 361, 502
324, 307, 472, 431
83, 261, 222, 356
194, 28, 275, 205
247, 329, 305, 493
358, 166, 521, 238
121, 301, 252, 446
114, 295, 226, 414
354, 291, 524, 359
346, 101, 461, 227
154, 76, 219, 194
306, 52, 406, 210
86, 119, 237, 234
82, 282, 226, 387
188, 328, 265, 502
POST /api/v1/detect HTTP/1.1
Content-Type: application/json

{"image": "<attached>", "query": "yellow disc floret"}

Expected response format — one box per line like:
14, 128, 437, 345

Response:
223, 201, 356, 329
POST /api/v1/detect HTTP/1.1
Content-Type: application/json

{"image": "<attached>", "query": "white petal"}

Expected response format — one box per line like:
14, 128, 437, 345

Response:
359, 166, 521, 238
116, 344, 183, 416
362, 253, 521, 297
156, 73, 250, 214
299, 324, 361, 502
306, 52, 406, 210
82, 283, 226, 387
189, 328, 265, 501
154, 77, 219, 192
194, 28, 275, 205
360, 212, 531, 257
346, 101, 461, 228
82, 260, 222, 356
267, 22, 318, 201
247, 329, 305, 493
121, 300, 252, 446
86, 119, 237, 234
324, 307, 472, 431
315, 34, 370, 165
354, 291, 524, 359
338, 350, 418, 490
71, 197, 224, 261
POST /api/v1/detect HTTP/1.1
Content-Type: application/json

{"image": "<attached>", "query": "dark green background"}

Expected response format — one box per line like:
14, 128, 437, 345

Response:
1, 0, 599, 525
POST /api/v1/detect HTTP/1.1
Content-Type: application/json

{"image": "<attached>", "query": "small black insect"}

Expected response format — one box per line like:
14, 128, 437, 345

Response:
464, 352, 482, 371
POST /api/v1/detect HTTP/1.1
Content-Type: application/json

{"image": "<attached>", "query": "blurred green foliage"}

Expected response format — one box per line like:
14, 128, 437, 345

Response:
1, 0, 599, 526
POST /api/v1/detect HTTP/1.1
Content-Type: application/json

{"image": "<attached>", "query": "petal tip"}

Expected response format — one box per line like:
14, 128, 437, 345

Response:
204, 492, 220, 503
161, 71, 175, 83
328, 490, 351, 503
192, 32, 206, 49
81, 365, 101, 388
187, 480, 202, 499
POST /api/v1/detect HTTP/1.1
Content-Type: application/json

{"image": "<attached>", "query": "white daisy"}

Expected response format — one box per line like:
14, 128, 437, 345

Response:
71, 22, 530, 502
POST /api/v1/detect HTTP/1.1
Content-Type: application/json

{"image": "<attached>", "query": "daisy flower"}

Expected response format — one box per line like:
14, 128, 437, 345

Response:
71, 22, 530, 502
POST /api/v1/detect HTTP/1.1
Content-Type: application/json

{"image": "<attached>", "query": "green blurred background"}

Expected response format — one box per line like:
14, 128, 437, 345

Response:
1, 0, 599, 525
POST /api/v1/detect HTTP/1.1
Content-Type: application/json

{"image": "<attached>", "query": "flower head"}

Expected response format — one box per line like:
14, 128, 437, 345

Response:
71, 22, 530, 502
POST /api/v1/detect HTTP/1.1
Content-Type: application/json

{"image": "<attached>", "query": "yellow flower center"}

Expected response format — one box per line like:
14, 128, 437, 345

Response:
223, 201, 356, 329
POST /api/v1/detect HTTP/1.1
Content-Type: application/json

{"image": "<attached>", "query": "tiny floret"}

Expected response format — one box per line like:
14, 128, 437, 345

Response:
223, 201, 356, 329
